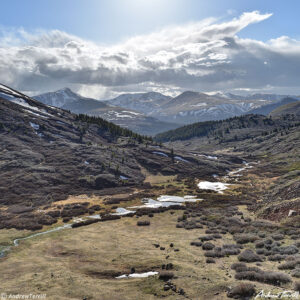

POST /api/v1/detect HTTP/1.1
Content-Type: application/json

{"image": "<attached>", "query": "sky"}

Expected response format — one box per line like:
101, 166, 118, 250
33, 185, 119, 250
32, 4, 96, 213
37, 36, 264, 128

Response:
0, 0, 300, 98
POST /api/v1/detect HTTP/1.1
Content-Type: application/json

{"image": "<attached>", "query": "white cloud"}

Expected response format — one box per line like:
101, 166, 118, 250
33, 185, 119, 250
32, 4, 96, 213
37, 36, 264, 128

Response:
1, 11, 300, 98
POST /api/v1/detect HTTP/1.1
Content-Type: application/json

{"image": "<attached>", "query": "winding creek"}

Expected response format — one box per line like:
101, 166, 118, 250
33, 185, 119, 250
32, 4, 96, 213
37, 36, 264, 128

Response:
0, 160, 256, 260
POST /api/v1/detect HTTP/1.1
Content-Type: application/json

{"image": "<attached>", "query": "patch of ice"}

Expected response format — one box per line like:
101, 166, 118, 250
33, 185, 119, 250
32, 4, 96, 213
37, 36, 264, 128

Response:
152, 151, 168, 157
198, 181, 230, 194
116, 271, 158, 279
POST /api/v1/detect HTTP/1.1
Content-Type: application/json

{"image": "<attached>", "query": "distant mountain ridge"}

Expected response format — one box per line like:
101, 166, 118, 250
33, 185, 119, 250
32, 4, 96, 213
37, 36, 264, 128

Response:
270, 101, 300, 117
34, 89, 179, 135
33, 87, 300, 134
106, 90, 300, 125
246, 97, 299, 116
107, 91, 172, 114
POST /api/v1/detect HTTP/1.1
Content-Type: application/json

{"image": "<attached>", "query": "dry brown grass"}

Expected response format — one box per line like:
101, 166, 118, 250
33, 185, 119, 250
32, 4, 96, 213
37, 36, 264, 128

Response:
0, 208, 295, 300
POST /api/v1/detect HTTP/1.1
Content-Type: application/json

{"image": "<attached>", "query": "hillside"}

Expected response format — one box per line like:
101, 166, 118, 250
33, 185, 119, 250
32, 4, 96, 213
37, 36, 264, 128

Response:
0, 84, 232, 231
155, 114, 299, 142
246, 97, 299, 115
270, 101, 300, 117
156, 112, 300, 223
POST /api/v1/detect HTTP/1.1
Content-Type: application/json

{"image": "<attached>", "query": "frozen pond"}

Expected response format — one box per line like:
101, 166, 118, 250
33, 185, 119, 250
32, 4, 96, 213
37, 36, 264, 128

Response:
197, 181, 230, 194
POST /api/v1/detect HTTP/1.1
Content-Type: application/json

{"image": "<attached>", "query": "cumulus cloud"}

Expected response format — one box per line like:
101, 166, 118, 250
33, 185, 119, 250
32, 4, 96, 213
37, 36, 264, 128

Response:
1, 11, 300, 98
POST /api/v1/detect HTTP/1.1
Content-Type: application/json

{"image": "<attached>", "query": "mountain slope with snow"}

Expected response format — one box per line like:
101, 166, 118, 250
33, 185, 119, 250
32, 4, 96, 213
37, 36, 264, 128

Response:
107, 92, 172, 114
34, 89, 179, 135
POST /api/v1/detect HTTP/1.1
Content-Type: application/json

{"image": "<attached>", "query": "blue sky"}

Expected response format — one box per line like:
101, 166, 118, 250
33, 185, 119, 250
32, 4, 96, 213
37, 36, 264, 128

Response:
0, 0, 300, 97
1, 0, 299, 43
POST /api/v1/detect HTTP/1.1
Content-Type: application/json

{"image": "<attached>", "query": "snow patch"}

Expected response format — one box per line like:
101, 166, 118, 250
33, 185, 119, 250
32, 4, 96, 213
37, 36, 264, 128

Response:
152, 151, 168, 157
30, 122, 39, 130
131, 195, 202, 209
116, 271, 158, 279
198, 181, 230, 194
112, 207, 135, 216
174, 156, 189, 163
13, 98, 52, 116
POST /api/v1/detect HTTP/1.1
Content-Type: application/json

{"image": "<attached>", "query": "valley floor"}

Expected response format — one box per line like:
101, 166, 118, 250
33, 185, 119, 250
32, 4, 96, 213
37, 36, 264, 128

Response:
0, 161, 299, 300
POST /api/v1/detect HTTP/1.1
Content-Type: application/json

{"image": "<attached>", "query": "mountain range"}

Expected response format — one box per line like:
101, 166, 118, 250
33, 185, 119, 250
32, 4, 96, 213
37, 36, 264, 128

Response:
30, 88, 300, 135
34, 88, 179, 135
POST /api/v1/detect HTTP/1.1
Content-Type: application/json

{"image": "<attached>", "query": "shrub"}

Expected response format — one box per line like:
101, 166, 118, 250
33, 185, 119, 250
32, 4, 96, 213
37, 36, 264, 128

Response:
234, 234, 258, 244
199, 235, 214, 241
222, 248, 240, 256
227, 283, 256, 299
205, 229, 219, 234
294, 281, 300, 292
278, 259, 300, 270
235, 269, 291, 286
231, 262, 247, 272
274, 245, 298, 255
190, 241, 202, 247
272, 234, 285, 241
100, 215, 121, 221
223, 244, 242, 249
202, 242, 215, 250
291, 269, 300, 278
206, 258, 215, 264
256, 249, 265, 255
137, 220, 150, 226
255, 240, 265, 248
212, 233, 222, 239
159, 271, 174, 281
268, 254, 286, 261
238, 249, 263, 262
204, 250, 224, 258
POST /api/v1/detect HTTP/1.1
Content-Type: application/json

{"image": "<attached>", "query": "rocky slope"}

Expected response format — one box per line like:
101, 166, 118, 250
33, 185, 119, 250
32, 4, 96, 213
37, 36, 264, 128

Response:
0, 84, 234, 230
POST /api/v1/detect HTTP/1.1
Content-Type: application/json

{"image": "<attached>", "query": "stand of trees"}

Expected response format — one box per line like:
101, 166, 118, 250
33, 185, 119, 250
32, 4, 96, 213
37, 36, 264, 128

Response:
75, 113, 152, 142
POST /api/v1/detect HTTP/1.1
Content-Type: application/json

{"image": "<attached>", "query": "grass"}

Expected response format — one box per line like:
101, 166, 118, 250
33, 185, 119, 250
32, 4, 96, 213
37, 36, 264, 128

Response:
0, 207, 296, 300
